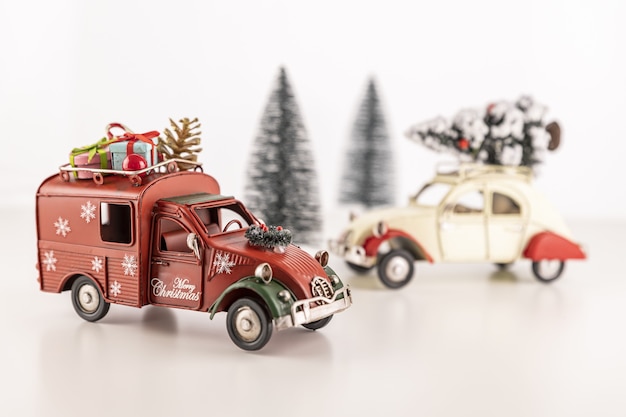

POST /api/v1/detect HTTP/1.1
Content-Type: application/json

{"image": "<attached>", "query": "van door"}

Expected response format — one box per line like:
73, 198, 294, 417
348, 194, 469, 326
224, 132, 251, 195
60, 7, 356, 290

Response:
149, 216, 203, 309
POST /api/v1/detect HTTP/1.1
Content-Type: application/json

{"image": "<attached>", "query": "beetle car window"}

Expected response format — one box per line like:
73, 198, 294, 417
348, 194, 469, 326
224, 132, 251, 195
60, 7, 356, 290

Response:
492, 192, 521, 215
415, 183, 452, 206
452, 191, 484, 214
159, 218, 192, 253
100, 202, 132, 244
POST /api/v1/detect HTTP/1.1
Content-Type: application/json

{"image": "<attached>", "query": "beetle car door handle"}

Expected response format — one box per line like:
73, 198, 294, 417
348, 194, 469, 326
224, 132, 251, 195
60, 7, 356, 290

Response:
152, 259, 169, 266
440, 221, 455, 231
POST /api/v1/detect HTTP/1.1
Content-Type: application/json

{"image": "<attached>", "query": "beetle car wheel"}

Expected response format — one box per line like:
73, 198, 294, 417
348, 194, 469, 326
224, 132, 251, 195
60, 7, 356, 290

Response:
532, 260, 565, 283
377, 249, 415, 289
227, 298, 273, 351
302, 315, 333, 331
71, 276, 110, 322
345, 261, 373, 275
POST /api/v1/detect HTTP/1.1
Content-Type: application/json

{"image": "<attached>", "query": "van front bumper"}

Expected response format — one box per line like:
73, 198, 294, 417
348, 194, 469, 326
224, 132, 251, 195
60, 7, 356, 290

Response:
273, 286, 352, 330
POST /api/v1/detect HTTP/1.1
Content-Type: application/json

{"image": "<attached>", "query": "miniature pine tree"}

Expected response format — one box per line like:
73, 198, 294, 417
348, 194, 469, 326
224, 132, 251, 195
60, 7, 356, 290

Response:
245, 67, 322, 245
339, 78, 395, 208
405, 96, 560, 169
157, 117, 202, 171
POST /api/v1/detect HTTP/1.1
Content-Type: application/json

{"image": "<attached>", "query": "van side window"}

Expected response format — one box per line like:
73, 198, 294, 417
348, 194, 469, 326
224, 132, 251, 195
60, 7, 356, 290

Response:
100, 202, 132, 244
159, 218, 192, 253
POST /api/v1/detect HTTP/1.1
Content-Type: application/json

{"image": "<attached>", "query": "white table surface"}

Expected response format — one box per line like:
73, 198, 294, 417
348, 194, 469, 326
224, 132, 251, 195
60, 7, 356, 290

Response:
1, 206, 624, 417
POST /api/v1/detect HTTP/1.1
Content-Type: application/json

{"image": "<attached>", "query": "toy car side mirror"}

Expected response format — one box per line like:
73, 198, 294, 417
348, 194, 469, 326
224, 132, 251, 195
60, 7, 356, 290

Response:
186, 233, 201, 261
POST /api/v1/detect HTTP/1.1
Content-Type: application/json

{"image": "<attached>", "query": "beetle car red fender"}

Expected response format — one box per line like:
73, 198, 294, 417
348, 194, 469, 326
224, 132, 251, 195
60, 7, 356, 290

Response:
523, 231, 586, 260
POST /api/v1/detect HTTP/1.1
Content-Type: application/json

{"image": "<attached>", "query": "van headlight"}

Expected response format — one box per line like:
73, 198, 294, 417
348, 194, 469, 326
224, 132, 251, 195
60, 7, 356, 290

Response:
255, 263, 273, 284
315, 250, 329, 267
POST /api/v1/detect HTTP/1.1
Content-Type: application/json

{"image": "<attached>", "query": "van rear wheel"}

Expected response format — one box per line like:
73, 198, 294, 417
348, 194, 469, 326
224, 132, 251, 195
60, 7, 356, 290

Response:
227, 298, 273, 351
71, 276, 110, 322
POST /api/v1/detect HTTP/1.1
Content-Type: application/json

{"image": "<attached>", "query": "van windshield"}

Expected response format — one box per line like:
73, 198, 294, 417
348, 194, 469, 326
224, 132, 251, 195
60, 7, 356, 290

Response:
194, 203, 255, 235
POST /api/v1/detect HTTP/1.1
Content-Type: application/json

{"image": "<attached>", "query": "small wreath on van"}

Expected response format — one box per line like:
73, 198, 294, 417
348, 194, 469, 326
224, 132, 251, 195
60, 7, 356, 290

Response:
245, 224, 292, 251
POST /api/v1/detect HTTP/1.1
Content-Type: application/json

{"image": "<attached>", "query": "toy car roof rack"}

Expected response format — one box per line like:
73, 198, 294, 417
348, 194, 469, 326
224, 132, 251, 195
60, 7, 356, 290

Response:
58, 159, 203, 186
435, 162, 533, 182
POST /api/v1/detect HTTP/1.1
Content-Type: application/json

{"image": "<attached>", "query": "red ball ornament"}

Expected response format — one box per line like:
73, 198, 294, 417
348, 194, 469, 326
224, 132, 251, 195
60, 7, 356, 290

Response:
122, 154, 148, 176
276, 226, 283, 231
458, 138, 469, 151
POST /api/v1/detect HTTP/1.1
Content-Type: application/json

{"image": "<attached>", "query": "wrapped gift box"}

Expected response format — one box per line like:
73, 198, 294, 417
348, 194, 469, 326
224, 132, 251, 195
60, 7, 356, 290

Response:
69, 139, 112, 179
110, 140, 159, 171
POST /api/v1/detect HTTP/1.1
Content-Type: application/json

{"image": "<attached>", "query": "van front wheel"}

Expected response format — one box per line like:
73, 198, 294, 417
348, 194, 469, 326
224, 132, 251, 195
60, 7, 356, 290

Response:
302, 315, 333, 331
227, 298, 273, 351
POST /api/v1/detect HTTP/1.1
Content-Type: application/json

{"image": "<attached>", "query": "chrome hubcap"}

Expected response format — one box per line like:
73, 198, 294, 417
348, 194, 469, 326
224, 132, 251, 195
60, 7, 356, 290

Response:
234, 306, 262, 342
385, 256, 410, 282
78, 284, 99, 313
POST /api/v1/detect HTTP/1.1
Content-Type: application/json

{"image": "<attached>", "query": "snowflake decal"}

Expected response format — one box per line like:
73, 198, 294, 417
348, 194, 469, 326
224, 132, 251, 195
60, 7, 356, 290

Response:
43, 251, 57, 272
54, 217, 71, 237
110, 281, 122, 297
121, 254, 138, 276
91, 256, 103, 273
80, 201, 96, 223
213, 252, 236, 274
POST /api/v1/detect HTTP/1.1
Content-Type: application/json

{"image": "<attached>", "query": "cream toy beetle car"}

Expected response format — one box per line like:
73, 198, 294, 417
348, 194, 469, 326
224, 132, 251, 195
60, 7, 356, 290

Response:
330, 163, 586, 289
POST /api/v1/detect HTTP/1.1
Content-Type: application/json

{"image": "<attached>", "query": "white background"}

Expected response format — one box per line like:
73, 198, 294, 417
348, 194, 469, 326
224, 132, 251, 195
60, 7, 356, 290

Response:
1, 1, 626, 416
1, 0, 625, 219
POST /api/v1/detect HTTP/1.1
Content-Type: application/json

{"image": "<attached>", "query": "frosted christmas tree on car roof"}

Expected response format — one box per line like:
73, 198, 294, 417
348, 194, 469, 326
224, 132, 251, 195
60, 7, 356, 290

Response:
405, 96, 561, 169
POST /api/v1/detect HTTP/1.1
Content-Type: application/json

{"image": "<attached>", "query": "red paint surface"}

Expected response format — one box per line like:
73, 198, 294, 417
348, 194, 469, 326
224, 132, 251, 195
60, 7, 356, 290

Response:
523, 231, 586, 260
363, 229, 433, 262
